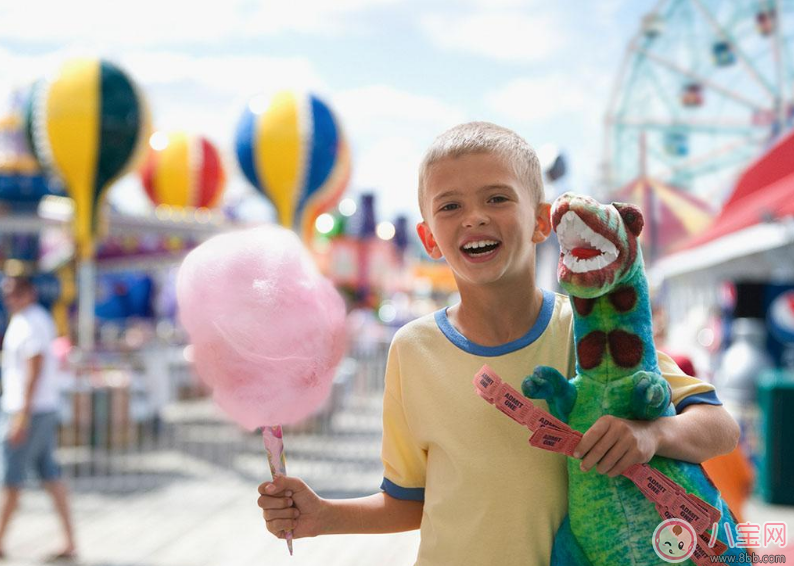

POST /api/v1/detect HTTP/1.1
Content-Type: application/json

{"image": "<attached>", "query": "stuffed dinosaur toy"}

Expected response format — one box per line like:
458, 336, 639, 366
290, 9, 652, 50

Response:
474, 193, 748, 566
532, 193, 747, 565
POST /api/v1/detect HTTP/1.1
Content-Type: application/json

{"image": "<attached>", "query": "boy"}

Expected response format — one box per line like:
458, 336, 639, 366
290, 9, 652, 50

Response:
257, 122, 739, 566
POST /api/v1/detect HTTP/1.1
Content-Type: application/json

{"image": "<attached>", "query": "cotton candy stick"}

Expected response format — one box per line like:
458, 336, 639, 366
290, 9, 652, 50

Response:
262, 425, 293, 555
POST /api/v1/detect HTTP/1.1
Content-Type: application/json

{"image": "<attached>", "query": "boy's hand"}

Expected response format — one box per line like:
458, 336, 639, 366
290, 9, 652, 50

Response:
9, 414, 29, 447
573, 415, 659, 478
257, 476, 326, 539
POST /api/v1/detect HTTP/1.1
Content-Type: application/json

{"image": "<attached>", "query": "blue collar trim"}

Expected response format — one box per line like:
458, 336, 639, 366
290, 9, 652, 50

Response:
434, 289, 555, 357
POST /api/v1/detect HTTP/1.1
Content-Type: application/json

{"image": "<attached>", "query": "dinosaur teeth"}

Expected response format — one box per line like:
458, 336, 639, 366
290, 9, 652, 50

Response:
558, 211, 620, 273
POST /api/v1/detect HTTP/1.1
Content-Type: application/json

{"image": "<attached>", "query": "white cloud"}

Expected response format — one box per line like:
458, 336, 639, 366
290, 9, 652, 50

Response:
0, 47, 63, 94
460, 0, 534, 7
0, 0, 399, 46
120, 52, 325, 95
334, 85, 465, 137
352, 136, 426, 221
333, 85, 467, 221
485, 75, 590, 123
0, 46, 327, 148
0, 1, 241, 46
420, 10, 565, 62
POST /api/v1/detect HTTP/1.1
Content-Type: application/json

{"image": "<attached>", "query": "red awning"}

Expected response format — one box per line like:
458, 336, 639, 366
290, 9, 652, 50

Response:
677, 129, 794, 251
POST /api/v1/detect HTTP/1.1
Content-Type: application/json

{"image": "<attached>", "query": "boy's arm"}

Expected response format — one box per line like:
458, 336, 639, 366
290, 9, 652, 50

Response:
573, 404, 739, 477
324, 491, 423, 534
653, 403, 740, 462
257, 476, 422, 538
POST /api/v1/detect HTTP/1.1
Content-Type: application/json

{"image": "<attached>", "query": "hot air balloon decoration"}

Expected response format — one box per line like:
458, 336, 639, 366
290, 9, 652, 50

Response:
235, 90, 351, 241
140, 132, 225, 209
26, 58, 149, 350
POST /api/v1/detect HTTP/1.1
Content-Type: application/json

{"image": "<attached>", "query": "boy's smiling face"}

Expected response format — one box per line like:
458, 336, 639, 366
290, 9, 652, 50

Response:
417, 152, 551, 290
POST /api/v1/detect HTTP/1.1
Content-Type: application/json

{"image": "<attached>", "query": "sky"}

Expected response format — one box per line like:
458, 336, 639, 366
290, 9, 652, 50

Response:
0, 0, 649, 226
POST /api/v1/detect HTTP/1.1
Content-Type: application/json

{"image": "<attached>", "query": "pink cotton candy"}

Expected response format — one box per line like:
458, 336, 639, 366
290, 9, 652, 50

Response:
176, 225, 347, 430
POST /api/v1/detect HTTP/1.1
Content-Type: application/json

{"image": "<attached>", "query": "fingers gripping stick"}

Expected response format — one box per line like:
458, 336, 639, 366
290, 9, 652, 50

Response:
262, 425, 294, 556
473, 365, 725, 561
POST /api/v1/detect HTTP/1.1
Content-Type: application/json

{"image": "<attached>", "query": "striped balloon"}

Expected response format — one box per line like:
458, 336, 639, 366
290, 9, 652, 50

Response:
235, 90, 351, 241
140, 132, 225, 209
27, 58, 149, 259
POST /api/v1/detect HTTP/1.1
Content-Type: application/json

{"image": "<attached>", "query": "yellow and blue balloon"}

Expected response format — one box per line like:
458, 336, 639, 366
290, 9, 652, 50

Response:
235, 90, 351, 241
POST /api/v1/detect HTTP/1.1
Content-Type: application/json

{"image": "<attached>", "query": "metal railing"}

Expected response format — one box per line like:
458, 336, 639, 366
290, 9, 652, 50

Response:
55, 331, 394, 498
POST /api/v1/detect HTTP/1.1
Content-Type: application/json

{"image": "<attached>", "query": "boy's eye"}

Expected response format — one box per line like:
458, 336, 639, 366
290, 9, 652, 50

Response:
439, 203, 459, 212
489, 195, 509, 203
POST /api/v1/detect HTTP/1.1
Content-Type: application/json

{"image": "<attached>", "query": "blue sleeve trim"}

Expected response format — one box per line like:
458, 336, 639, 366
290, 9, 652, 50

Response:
381, 478, 425, 501
675, 390, 723, 414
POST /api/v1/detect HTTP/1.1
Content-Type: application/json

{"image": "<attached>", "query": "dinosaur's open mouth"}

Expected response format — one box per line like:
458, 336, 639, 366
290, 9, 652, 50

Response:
557, 211, 619, 273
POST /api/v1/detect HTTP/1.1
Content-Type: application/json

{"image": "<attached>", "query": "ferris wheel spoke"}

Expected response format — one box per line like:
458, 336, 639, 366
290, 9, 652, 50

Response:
665, 136, 765, 173
644, 144, 680, 172
632, 45, 769, 111
614, 118, 764, 136
690, 0, 777, 100
784, 33, 794, 92
648, 136, 766, 182
675, 148, 761, 182
645, 61, 682, 115
773, 0, 788, 128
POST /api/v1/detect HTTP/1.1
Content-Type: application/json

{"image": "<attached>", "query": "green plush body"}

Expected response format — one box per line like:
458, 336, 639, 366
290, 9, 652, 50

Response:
523, 193, 745, 566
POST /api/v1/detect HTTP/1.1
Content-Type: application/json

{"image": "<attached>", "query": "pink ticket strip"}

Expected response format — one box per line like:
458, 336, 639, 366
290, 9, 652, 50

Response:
474, 365, 725, 564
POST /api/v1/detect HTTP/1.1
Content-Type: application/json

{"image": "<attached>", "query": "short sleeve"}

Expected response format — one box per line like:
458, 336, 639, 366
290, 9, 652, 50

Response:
657, 351, 722, 414
380, 338, 427, 501
17, 319, 46, 360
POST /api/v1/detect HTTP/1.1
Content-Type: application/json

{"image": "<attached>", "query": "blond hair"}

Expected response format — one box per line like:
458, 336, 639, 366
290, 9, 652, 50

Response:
418, 122, 544, 218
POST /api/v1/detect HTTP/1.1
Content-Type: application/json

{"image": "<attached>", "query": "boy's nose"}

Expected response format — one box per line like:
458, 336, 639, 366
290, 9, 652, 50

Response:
462, 210, 489, 227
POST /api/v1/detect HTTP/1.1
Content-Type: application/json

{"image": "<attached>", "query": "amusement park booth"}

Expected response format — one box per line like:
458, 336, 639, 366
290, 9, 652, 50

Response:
651, 128, 794, 506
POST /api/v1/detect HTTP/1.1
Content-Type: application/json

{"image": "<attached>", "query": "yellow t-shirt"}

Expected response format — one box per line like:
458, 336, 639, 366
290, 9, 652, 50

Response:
381, 291, 719, 566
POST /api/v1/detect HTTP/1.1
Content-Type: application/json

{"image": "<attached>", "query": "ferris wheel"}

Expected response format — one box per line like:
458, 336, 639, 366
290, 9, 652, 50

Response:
604, 0, 794, 202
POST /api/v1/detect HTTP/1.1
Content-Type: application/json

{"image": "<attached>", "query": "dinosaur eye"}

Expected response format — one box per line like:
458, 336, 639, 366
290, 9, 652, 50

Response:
678, 541, 684, 550
625, 213, 635, 223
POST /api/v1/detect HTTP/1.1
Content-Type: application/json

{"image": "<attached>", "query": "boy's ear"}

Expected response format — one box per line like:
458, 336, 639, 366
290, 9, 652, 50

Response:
531, 202, 552, 243
417, 222, 443, 260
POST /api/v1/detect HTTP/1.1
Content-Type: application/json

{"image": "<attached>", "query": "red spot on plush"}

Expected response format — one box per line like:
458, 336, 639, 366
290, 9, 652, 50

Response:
608, 330, 643, 368
573, 297, 596, 316
608, 287, 637, 313
578, 331, 607, 369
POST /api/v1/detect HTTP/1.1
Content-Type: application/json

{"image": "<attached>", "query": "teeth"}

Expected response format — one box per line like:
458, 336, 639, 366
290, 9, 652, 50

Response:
557, 211, 620, 273
463, 240, 498, 250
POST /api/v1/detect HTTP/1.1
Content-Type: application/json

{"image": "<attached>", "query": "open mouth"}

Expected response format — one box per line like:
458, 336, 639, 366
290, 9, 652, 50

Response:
557, 211, 619, 273
460, 239, 501, 257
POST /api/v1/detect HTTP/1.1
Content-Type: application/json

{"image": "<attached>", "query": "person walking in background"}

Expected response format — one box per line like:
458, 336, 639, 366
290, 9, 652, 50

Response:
0, 275, 77, 561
